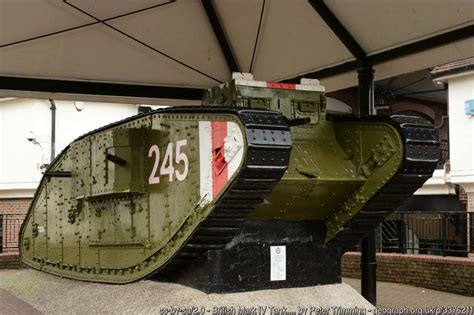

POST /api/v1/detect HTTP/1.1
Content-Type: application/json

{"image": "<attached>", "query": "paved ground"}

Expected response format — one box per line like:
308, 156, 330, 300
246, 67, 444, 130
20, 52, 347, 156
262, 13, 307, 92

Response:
0, 288, 42, 315
343, 278, 474, 309
1, 269, 472, 315
0, 269, 372, 315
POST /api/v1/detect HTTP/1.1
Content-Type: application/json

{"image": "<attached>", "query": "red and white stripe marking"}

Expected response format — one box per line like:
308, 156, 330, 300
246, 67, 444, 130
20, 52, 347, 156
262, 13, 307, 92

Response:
234, 79, 325, 92
199, 121, 244, 204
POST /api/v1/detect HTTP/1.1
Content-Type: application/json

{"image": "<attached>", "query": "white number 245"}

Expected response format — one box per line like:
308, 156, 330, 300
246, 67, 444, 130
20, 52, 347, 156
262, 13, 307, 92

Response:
148, 140, 189, 185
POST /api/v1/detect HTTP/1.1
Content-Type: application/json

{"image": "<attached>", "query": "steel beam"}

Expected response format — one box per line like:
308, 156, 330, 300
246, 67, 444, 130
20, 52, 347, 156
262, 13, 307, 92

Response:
202, 0, 239, 73
0, 76, 204, 100
308, 0, 367, 63
284, 25, 474, 82
371, 25, 474, 64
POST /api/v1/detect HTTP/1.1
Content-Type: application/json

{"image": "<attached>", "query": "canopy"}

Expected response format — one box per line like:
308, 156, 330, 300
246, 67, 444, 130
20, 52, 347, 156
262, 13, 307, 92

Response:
0, 0, 472, 104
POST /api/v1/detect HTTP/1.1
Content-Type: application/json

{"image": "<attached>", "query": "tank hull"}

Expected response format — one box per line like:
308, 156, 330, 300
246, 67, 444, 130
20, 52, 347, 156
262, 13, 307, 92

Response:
19, 76, 439, 284
20, 107, 291, 283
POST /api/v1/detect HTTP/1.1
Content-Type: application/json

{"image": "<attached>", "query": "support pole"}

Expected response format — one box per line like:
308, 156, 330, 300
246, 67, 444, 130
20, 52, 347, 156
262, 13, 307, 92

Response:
361, 230, 377, 305
357, 66, 375, 116
358, 63, 377, 305
49, 99, 56, 161
399, 213, 407, 254
309, 0, 378, 302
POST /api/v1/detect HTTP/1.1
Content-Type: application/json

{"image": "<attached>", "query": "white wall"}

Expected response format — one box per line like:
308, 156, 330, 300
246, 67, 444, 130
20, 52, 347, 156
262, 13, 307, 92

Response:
448, 73, 474, 192
0, 98, 138, 198
54, 100, 138, 155
416, 72, 474, 195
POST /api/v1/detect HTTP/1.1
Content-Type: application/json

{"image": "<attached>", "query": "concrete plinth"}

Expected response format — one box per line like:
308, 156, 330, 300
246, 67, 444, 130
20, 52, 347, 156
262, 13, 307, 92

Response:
167, 220, 341, 293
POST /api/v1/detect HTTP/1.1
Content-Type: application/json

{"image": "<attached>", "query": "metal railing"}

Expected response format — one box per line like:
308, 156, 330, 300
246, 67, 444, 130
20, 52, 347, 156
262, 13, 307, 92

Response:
0, 213, 26, 253
376, 211, 473, 257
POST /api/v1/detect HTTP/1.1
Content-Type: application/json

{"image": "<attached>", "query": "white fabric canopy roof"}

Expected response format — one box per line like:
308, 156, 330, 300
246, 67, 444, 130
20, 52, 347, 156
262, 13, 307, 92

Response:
0, 0, 472, 102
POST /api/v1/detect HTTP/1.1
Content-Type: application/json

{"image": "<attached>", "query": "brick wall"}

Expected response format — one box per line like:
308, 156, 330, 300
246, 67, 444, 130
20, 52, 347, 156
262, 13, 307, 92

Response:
0, 199, 31, 215
0, 253, 21, 269
0, 198, 31, 253
342, 252, 474, 296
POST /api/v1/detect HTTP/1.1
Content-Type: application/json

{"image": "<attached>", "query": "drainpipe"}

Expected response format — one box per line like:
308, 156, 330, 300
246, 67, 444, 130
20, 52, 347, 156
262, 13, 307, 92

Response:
49, 99, 56, 161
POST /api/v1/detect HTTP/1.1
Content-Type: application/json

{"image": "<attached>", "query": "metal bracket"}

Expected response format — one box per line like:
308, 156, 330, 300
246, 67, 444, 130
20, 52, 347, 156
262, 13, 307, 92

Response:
361, 136, 396, 177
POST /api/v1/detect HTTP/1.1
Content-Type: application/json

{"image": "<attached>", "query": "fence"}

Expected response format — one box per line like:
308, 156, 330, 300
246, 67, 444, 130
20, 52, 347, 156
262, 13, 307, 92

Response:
0, 213, 26, 253
376, 211, 474, 257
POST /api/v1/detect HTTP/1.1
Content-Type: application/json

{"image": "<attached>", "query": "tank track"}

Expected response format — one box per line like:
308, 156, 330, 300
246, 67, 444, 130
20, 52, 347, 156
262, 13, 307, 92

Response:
156, 109, 292, 275
328, 115, 440, 249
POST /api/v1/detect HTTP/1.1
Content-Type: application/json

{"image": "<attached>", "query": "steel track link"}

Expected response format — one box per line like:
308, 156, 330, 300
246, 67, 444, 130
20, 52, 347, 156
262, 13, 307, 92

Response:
328, 115, 440, 248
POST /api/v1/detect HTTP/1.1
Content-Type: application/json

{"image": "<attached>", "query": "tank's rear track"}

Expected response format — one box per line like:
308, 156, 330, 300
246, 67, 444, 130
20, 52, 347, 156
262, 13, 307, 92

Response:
328, 115, 439, 249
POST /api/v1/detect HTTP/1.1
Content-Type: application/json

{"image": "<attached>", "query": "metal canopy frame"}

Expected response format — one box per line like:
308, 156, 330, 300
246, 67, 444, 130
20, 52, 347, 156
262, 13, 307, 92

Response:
1, 0, 471, 102
202, 0, 239, 73
0, 76, 204, 100
285, 24, 474, 82
308, 0, 368, 64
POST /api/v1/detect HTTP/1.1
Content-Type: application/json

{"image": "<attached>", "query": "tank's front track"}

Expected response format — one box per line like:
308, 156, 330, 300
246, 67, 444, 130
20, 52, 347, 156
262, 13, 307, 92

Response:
155, 108, 292, 275
20, 107, 292, 283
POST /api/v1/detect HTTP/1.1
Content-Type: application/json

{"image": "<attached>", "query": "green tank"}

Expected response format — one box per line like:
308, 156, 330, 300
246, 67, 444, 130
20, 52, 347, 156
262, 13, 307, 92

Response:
19, 74, 439, 283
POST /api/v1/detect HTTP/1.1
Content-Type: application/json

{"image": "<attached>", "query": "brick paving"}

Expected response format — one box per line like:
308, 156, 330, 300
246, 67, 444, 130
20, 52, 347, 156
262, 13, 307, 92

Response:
0, 288, 42, 315
343, 278, 474, 308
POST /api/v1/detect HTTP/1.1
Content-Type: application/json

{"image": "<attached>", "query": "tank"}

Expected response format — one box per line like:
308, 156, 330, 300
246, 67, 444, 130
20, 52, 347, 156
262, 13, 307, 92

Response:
19, 73, 439, 283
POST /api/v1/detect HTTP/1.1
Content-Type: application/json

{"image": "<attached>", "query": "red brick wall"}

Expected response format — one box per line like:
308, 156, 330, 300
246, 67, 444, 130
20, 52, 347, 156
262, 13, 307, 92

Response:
0, 253, 21, 269
0, 198, 31, 253
0, 199, 31, 215
342, 252, 474, 296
